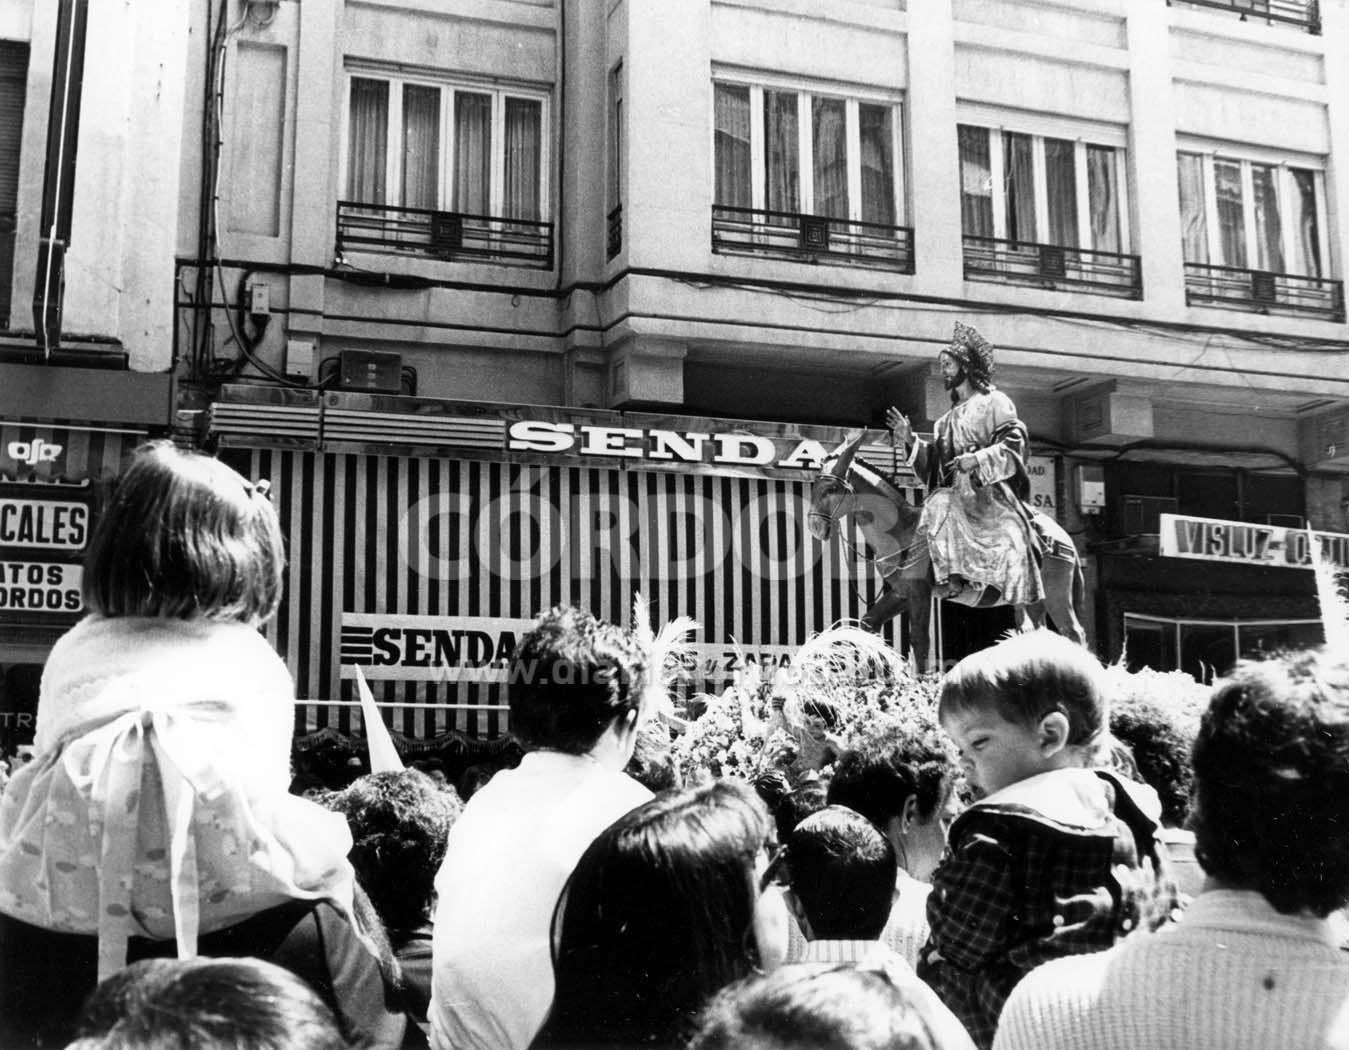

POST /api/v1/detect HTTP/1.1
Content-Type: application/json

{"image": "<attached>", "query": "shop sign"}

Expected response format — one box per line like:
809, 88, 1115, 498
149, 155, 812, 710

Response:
1026, 455, 1057, 513
338, 612, 801, 688
4, 438, 64, 469
0, 497, 89, 550
0, 483, 92, 619
1159, 514, 1349, 572
0, 561, 83, 612
340, 614, 533, 682
506, 420, 831, 474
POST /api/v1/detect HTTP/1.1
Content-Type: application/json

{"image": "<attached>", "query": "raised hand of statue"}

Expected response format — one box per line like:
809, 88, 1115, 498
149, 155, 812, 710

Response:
954, 453, 978, 474
885, 406, 911, 447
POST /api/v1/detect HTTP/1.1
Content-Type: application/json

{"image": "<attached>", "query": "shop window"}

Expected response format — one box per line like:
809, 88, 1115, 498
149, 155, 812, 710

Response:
1124, 614, 1323, 681
337, 72, 551, 268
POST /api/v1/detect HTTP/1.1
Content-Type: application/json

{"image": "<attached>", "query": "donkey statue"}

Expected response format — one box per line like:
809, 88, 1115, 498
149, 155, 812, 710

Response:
808, 431, 1085, 671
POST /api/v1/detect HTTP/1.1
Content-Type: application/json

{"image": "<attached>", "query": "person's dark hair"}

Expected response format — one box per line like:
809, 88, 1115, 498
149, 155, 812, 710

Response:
771, 780, 828, 848
938, 629, 1105, 746
320, 769, 461, 933
1192, 649, 1349, 917
83, 441, 284, 625
828, 718, 955, 831
690, 963, 949, 1050
70, 957, 347, 1050
800, 697, 840, 731
537, 779, 771, 1048
787, 806, 896, 940
1109, 695, 1194, 828
508, 606, 649, 755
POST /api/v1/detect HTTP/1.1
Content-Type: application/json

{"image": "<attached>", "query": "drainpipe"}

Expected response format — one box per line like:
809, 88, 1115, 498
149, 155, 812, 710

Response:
32, 0, 88, 357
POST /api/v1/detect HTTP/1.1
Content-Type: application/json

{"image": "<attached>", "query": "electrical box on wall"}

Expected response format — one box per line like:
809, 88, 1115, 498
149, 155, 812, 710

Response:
1075, 463, 1106, 512
339, 349, 403, 394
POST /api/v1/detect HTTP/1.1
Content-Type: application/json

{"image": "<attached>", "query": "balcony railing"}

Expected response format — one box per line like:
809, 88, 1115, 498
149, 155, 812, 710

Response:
335, 201, 553, 269
1184, 262, 1345, 321
962, 236, 1142, 299
1167, 0, 1320, 33
711, 205, 915, 273
607, 204, 622, 260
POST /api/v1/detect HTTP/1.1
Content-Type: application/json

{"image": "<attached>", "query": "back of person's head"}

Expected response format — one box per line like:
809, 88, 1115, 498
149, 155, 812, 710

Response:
509, 606, 649, 755
83, 441, 284, 625
321, 768, 461, 933
1109, 694, 1194, 828
762, 775, 822, 839
829, 718, 954, 833
541, 779, 771, 1047
787, 806, 896, 940
938, 630, 1105, 745
691, 963, 952, 1050
1192, 648, 1349, 917
69, 957, 347, 1050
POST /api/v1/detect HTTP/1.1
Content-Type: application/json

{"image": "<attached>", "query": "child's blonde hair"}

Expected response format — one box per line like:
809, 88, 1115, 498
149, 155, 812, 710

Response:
83, 441, 284, 625
938, 630, 1106, 746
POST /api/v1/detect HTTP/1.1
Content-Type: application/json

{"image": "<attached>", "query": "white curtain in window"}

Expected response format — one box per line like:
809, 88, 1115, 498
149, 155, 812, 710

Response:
1003, 131, 1036, 243
812, 97, 848, 220
1290, 168, 1321, 278
401, 85, 440, 210
453, 92, 492, 215
1176, 153, 1208, 264
764, 90, 799, 214
713, 83, 751, 208
1087, 146, 1121, 254
504, 98, 541, 220
859, 104, 895, 226
1214, 160, 1247, 269
348, 77, 389, 204
1044, 137, 1077, 247
958, 125, 993, 238
1251, 164, 1284, 273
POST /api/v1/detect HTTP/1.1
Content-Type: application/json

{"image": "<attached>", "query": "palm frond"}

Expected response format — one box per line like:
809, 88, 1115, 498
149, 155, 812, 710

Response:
632, 592, 700, 717
1309, 528, 1349, 654
786, 622, 909, 720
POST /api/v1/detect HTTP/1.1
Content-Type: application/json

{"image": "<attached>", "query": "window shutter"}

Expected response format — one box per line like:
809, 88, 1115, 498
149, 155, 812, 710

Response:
0, 41, 30, 328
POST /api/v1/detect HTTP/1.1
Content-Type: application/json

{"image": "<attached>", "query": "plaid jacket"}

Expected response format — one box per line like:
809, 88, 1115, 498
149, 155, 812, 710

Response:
917, 769, 1177, 1050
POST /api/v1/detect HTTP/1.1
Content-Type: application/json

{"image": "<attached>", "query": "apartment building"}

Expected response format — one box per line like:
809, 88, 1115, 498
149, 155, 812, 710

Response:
2, 0, 1347, 736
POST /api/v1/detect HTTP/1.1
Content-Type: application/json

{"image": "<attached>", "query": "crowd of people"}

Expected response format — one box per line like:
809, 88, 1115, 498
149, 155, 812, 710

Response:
1, 440, 1349, 1050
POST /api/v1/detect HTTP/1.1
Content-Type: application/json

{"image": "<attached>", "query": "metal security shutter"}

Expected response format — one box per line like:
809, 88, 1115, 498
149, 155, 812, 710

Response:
0, 41, 29, 328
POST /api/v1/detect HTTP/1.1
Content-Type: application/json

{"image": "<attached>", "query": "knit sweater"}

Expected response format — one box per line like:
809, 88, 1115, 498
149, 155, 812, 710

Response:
993, 890, 1349, 1050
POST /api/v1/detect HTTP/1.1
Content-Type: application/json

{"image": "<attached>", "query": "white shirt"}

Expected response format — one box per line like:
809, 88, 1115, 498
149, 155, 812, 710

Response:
795, 940, 977, 1050
994, 890, 1349, 1050
428, 750, 652, 1050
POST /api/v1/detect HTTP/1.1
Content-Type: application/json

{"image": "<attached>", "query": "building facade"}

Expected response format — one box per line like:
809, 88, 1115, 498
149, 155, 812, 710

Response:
3, 0, 1349, 737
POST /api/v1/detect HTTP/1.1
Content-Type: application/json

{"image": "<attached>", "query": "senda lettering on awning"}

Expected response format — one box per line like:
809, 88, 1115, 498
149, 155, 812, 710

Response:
1159, 514, 1349, 572
507, 420, 832, 473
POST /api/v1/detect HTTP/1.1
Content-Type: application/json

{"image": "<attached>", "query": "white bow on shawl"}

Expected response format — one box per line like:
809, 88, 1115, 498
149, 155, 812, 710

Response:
0, 617, 355, 981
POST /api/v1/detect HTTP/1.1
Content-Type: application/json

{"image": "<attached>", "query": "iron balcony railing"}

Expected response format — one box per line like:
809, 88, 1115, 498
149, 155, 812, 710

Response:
607, 204, 622, 260
962, 236, 1142, 299
1184, 262, 1345, 321
711, 205, 915, 273
335, 201, 553, 269
1167, 0, 1320, 33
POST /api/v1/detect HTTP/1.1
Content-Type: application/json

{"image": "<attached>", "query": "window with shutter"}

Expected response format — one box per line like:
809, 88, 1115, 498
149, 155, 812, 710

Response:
0, 41, 30, 329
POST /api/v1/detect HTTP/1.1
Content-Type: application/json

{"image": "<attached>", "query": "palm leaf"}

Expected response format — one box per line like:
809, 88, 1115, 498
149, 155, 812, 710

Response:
1309, 527, 1349, 654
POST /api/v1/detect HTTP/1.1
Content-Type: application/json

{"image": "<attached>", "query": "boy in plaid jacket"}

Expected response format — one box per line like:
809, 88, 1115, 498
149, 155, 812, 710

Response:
917, 631, 1174, 1049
